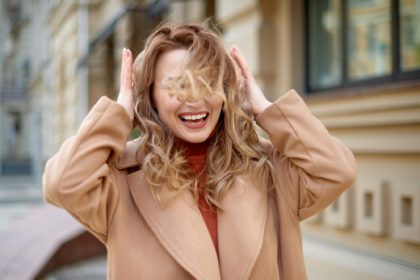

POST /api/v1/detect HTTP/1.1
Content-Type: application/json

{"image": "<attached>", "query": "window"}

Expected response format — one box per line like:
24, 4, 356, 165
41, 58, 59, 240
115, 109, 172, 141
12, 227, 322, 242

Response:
400, 0, 420, 72
364, 192, 373, 218
306, 0, 420, 92
401, 196, 413, 226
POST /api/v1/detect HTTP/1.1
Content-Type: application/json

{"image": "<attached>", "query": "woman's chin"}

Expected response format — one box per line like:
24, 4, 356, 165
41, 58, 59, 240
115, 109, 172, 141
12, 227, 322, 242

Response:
176, 131, 212, 143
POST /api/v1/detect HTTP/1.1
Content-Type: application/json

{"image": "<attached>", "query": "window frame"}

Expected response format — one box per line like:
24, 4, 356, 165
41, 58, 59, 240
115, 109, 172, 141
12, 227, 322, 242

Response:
304, 0, 420, 94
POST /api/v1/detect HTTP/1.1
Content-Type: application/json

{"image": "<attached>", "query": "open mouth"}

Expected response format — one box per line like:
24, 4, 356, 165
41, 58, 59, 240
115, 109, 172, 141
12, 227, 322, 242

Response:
178, 112, 209, 123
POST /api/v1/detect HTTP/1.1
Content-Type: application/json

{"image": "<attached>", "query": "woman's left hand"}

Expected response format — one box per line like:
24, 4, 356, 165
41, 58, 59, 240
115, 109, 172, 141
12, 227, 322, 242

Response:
230, 46, 272, 116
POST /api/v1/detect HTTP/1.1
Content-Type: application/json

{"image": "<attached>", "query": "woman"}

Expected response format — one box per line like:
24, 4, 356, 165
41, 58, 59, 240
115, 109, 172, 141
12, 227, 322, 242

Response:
43, 22, 357, 279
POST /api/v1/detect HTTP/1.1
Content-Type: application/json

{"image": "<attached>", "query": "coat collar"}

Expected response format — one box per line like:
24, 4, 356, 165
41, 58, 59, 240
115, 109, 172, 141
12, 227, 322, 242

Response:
217, 174, 268, 279
116, 140, 268, 280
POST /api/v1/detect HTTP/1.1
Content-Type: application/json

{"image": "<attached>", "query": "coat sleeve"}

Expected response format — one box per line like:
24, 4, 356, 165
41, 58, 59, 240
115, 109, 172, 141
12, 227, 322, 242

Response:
42, 96, 132, 243
256, 90, 357, 221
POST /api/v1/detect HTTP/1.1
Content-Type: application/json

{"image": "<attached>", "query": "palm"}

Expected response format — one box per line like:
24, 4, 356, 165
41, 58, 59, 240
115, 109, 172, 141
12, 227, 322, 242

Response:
230, 46, 271, 116
117, 48, 134, 120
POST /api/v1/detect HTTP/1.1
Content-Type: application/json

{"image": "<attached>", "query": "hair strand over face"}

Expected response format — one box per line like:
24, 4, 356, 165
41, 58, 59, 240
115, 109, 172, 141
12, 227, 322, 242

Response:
132, 21, 275, 208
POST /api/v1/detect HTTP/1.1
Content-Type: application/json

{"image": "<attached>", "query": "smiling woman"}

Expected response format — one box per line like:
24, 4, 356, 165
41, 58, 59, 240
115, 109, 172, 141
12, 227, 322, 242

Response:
131, 22, 271, 209
152, 49, 223, 143
43, 21, 357, 279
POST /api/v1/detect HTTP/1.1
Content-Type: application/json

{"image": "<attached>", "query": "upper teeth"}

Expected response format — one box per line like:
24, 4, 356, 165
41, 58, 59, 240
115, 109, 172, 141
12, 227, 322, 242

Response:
180, 113, 207, 120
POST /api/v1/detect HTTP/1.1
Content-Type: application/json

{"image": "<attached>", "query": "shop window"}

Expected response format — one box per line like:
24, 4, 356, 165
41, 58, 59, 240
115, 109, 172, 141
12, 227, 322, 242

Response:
401, 196, 413, 226
306, 0, 420, 92
393, 185, 420, 244
356, 182, 386, 236
364, 192, 373, 218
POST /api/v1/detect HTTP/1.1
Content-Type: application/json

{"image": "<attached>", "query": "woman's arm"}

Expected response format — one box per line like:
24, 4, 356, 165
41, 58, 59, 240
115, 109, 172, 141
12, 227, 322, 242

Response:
231, 47, 357, 221
43, 49, 135, 242
256, 90, 357, 220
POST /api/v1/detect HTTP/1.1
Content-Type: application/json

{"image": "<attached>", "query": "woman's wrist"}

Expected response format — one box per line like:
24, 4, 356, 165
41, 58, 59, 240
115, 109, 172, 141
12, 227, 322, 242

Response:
252, 98, 272, 116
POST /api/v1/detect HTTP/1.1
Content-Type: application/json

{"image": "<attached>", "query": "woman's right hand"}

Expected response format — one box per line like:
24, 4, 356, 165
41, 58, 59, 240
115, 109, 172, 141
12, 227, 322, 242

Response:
117, 48, 134, 121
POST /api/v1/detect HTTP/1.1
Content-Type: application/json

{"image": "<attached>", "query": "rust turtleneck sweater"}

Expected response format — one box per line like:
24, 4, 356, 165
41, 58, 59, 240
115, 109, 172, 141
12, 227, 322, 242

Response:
177, 136, 218, 256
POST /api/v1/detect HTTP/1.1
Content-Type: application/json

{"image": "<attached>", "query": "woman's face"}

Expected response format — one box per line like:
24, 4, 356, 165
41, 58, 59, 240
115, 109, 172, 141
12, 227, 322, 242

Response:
153, 49, 223, 143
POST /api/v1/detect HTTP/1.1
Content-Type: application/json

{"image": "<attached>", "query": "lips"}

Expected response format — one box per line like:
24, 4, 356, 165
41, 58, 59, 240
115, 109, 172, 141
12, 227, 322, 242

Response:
178, 112, 209, 128
178, 112, 209, 122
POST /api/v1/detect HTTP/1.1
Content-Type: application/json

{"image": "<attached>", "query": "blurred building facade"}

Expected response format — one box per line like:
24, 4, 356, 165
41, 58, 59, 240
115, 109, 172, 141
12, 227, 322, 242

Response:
0, 0, 45, 177
0, 0, 419, 279
215, 0, 419, 279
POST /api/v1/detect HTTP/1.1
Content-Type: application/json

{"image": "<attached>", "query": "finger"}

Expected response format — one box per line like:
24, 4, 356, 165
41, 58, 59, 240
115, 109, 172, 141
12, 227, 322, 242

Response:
120, 48, 127, 91
230, 46, 253, 80
120, 48, 133, 93
124, 49, 133, 91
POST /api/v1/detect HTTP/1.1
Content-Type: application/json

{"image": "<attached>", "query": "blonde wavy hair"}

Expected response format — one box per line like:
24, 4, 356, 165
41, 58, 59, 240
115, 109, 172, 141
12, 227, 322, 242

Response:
133, 21, 274, 208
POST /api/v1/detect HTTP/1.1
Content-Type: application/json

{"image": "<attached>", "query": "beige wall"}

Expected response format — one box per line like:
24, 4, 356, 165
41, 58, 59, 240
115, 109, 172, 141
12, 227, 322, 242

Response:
217, 0, 420, 278
48, 1, 79, 149
47, 0, 137, 151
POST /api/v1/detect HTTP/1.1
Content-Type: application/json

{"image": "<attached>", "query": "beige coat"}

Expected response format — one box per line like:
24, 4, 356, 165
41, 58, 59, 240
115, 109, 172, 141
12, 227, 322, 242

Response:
43, 90, 357, 279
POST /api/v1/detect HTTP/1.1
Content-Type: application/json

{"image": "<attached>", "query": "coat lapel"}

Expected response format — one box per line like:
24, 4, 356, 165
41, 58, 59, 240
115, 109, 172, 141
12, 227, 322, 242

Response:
116, 141, 268, 280
218, 174, 268, 279
126, 171, 221, 280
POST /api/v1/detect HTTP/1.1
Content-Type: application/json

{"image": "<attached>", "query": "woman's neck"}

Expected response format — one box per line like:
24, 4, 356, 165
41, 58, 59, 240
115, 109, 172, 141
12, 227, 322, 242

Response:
176, 125, 219, 174
177, 137, 212, 157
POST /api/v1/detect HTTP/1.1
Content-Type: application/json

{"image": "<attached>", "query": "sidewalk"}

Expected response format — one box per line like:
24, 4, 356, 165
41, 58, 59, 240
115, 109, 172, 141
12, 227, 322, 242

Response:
42, 255, 107, 280
0, 175, 43, 231
0, 203, 106, 280
0, 176, 106, 280
0, 175, 43, 203
303, 235, 420, 280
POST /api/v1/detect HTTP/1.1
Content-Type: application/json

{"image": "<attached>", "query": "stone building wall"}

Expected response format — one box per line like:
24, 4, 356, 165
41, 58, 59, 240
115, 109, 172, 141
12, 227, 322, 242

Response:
215, 0, 420, 278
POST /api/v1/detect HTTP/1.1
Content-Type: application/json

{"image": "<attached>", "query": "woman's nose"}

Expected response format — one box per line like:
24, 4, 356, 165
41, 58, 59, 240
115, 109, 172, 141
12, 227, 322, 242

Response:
184, 98, 205, 107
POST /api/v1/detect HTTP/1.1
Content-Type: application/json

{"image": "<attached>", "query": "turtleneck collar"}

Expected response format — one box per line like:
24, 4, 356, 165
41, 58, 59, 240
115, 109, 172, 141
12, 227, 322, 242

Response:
175, 124, 220, 174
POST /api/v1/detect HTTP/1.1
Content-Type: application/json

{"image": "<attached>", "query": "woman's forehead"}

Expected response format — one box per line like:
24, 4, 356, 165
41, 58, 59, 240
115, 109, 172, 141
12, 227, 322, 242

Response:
155, 49, 189, 80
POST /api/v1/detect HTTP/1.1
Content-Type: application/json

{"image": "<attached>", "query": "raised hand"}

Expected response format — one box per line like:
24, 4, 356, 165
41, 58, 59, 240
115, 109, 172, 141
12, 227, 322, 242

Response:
230, 46, 271, 116
117, 48, 134, 121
